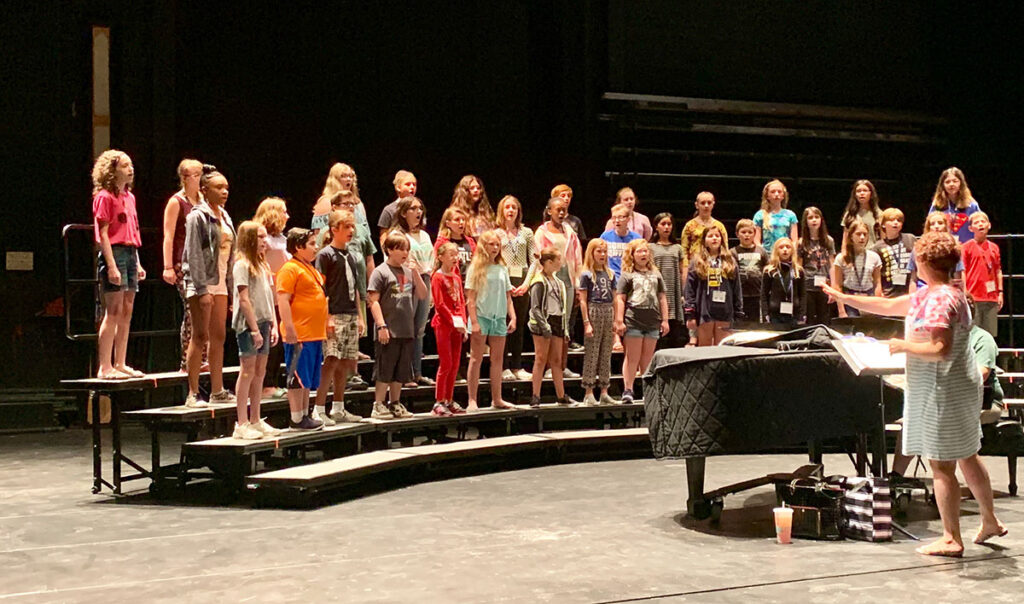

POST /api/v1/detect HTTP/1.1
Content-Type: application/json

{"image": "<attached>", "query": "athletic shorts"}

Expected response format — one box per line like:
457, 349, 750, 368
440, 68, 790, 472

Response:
373, 337, 414, 384
283, 340, 323, 390
474, 314, 507, 337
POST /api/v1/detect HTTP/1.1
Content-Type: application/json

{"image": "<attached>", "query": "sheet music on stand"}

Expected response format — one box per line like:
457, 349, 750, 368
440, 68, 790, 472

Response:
829, 329, 906, 377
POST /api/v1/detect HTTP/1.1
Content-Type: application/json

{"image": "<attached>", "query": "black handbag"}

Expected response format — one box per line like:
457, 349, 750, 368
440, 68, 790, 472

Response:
775, 478, 845, 540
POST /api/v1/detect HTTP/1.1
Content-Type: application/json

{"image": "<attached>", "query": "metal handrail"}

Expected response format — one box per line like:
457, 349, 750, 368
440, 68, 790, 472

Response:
62, 223, 179, 342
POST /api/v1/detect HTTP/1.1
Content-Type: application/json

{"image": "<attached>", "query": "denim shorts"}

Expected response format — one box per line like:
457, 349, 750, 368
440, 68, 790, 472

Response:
236, 321, 272, 357
474, 315, 508, 337
97, 245, 139, 293
624, 327, 660, 339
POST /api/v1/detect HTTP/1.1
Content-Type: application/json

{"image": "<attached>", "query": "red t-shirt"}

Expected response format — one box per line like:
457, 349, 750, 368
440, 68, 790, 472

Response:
93, 189, 142, 247
962, 239, 1001, 302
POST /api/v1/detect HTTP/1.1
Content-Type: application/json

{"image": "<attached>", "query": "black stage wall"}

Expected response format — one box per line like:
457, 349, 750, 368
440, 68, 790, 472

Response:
0, 2, 1018, 385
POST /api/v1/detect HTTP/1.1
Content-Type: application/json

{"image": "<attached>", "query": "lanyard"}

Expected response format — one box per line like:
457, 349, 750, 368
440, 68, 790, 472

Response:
852, 252, 867, 288
776, 265, 793, 302
293, 258, 327, 298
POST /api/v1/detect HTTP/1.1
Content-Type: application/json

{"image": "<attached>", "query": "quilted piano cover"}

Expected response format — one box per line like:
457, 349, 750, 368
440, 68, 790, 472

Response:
644, 347, 878, 459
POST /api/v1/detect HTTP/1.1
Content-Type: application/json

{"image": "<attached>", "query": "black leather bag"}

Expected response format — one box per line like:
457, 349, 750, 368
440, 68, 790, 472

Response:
775, 478, 845, 540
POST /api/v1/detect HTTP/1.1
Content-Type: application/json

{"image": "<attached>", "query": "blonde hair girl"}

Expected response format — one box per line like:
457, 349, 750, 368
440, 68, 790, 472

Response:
465, 230, 516, 411
753, 179, 798, 252
614, 239, 669, 402
683, 225, 743, 346
578, 238, 617, 405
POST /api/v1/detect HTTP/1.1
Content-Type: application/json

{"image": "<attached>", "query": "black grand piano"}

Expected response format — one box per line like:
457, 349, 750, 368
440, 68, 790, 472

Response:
643, 324, 896, 520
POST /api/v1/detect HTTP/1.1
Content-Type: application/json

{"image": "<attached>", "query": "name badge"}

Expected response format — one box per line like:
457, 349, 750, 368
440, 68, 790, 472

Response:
712, 290, 727, 304
508, 266, 523, 278
986, 281, 997, 293
892, 272, 907, 286
814, 275, 827, 287
452, 316, 466, 330
780, 301, 794, 315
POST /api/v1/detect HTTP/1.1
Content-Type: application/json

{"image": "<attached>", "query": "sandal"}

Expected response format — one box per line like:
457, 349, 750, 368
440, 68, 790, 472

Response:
974, 526, 1009, 545
116, 365, 145, 378
97, 370, 129, 380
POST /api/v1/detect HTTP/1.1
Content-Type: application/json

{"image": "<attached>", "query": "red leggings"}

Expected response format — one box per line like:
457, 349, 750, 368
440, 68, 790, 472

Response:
434, 323, 463, 401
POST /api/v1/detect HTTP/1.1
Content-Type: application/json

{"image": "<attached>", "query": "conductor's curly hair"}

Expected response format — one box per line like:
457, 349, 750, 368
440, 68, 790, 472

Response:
913, 231, 961, 275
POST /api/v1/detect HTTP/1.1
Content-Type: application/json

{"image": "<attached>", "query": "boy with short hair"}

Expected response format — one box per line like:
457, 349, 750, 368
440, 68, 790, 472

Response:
276, 228, 328, 431
962, 211, 1003, 336
312, 209, 365, 426
367, 232, 428, 419
600, 203, 641, 279
871, 207, 916, 298
730, 219, 769, 323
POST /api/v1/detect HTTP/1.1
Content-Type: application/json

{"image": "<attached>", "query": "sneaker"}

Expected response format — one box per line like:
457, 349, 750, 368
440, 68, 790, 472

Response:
330, 407, 363, 423
529, 396, 542, 408
371, 401, 396, 420
513, 369, 532, 381
543, 369, 552, 379
599, 393, 618, 406
445, 400, 467, 415
209, 390, 236, 404
556, 396, 582, 406
184, 393, 208, 408
253, 418, 282, 437
432, 402, 453, 417
232, 422, 263, 440
347, 374, 369, 390
621, 390, 634, 404
288, 415, 323, 431
568, 342, 584, 352
390, 402, 414, 418
311, 408, 336, 427
501, 369, 516, 382
415, 375, 436, 386
563, 367, 580, 379
582, 393, 599, 406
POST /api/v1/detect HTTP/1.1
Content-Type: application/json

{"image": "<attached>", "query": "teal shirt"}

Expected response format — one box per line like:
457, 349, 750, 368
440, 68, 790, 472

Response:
969, 325, 1004, 407
466, 264, 512, 319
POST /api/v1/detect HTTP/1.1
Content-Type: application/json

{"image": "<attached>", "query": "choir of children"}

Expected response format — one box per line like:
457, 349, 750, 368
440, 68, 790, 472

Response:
93, 154, 1002, 435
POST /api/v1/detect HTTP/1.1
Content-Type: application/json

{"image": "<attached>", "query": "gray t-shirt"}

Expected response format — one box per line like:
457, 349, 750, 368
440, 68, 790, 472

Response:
578, 269, 615, 305
368, 263, 417, 339
616, 270, 665, 331
377, 200, 426, 231
232, 261, 276, 332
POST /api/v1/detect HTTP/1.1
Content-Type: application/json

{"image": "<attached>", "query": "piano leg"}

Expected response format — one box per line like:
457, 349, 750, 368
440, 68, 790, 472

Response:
685, 457, 711, 519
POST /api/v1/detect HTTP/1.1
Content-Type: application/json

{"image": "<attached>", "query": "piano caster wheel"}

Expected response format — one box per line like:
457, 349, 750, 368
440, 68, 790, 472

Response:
709, 499, 724, 523
688, 499, 712, 520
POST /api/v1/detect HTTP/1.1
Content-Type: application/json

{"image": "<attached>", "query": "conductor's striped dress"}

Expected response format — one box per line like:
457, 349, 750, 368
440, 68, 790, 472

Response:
902, 284, 982, 461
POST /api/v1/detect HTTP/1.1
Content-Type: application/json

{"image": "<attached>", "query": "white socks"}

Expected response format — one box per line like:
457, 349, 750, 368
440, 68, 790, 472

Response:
290, 411, 304, 423
314, 405, 326, 417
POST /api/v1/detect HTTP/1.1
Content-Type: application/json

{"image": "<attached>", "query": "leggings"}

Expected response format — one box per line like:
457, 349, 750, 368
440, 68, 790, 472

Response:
804, 288, 831, 326
434, 322, 463, 401
582, 303, 614, 389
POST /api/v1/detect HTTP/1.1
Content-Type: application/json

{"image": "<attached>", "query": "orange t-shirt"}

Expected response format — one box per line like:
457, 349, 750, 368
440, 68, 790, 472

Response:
276, 258, 328, 342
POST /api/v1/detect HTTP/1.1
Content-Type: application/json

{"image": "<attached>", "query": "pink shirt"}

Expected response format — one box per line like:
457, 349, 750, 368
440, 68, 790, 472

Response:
93, 189, 142, 247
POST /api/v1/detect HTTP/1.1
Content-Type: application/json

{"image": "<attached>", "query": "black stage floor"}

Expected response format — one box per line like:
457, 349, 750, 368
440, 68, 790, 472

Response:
1, 427, 1021, 602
